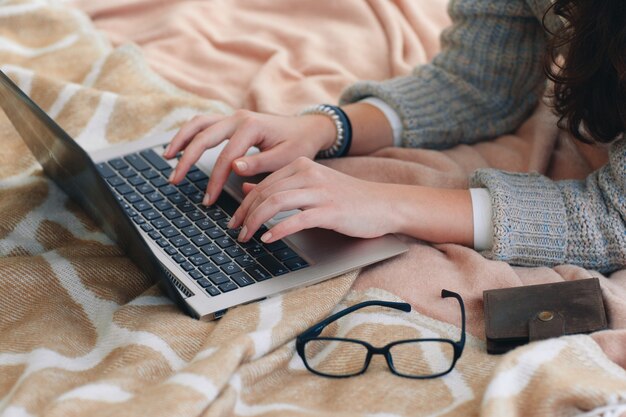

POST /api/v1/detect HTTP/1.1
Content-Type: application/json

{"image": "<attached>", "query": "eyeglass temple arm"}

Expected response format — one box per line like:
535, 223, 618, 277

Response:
299, 300, 411, 339
441, 289, 466, 348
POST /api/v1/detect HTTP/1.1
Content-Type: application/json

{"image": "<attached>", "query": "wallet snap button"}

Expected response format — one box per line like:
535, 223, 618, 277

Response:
538, 311, 554, 321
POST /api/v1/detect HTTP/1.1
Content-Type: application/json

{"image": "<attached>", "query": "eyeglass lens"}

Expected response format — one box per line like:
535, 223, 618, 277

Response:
304, 338, 455, 377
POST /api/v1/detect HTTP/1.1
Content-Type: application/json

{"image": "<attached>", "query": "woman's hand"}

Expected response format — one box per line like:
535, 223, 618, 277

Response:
229, 157, 475, 246
163, 110, 336, 206
229, 157, 401, 243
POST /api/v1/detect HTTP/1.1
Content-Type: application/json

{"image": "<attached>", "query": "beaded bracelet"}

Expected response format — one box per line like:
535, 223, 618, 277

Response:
299, 104, 352, 158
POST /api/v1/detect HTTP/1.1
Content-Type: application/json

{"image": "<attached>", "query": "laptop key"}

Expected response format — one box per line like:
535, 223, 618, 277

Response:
199, 263, 219, 276
170, 236, 190, 248
206, 227, 224, 239
108, 158, 128, 170
196, 277, 211, 287
195, 219, 214, 230
151, 218, 170, 229
207, 208, 226, 221
257, 254, 289, 276
180, 261, 194, 272
107, 176, 125, 187
142, 169, 159, 179
128, 176, 146, 186
180, 245, 199, 257
209, 272, 229, 285
161, 226, 179, 238
124, 192, 142, 203
274, 248, 298, 262
266, 240, 287, 252
246, 243, 267, 258
168, 193, 186, 204
206, 286, 220, 296
164, 246, 177, 256
160, 185, 178, 196
119, 168, 137, 178
163, 209, 182, 220
187, 170, 208, 182
182, 226, 201, 238
172, 217, 192, 228
142, 210, 160, 221
133, 216, 145, 225
218, 281, 238, 293
210, 253, 229, 265
226, 245, 244, 258
284, 257, 309, 271
133, 200, 151, 212
177, 201, 195, 213
138, 184, 155, 194
96, 163, 116, 178
189, 270, 203, 280
216, 237, 235, 249
187, 210, 205, 222
234, 254, 255, 268
146, 192, 164, 203
189, 254, 209, 266
154, 201, 173, 211
191, 234, 211, 247
231, 272, 254, 287
200, 243, 220, 256
221, 262, 241, 276
180, 184, 197, 195
150, 177, 168, 187
245, 265, 272, 281
124, 154, 150, 171
148, 231, 160, 240
116, 184, 133, 195
189, 192, 204, 204
140, 223, 153, 232
172, 254, 185, 263
156, 238, 169, 248
140, 149, 171, 171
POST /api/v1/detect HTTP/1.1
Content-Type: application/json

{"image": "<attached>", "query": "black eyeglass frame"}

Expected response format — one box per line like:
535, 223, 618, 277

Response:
296, 289, 466, 379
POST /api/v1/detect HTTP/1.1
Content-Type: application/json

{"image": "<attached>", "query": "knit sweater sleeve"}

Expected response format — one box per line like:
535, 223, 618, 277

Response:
470, 138, 626, 274
340, 0, 548, 149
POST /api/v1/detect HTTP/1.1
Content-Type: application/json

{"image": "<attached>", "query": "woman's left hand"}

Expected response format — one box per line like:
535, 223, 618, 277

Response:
228, 157, 398, 243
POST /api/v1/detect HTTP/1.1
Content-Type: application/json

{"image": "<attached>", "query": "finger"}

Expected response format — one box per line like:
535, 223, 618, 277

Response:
204, 122, 263, 206
259, 208, 327, 243
169, 117, 239, 184
232, 143, 300, 176
238, 189, 320, 242
242, 182, 256, 195
164, 114, 226, 159
230, 173, 307, 229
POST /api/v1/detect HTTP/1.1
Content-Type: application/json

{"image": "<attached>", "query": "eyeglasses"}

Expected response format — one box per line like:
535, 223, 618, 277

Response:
296, 289, 466, 379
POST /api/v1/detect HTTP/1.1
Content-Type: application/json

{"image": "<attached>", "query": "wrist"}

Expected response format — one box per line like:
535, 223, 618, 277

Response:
299, 114, 339, 153
384, 184, 474, 246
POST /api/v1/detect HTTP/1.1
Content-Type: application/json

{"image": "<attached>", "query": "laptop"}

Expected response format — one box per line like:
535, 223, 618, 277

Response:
0, 69, 408, 320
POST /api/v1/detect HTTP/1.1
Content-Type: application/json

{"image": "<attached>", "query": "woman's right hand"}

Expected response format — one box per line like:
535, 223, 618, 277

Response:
163, 109, 336, 206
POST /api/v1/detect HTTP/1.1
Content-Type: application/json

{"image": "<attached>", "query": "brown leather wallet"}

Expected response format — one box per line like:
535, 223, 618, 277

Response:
483, 278, 608, 354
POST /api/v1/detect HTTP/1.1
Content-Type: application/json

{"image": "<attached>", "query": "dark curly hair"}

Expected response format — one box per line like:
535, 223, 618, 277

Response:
544, 0, 626, 144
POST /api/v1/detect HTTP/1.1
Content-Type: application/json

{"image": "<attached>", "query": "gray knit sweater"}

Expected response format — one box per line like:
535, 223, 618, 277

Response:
340, 0, 626, 274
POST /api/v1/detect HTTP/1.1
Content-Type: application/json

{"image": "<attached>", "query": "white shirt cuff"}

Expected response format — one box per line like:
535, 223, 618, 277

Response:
469, 188, 494, 251
359, 97, 403, 147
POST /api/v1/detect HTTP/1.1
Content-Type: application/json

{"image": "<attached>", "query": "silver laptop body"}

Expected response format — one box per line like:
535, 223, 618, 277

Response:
0, 69, 408, 320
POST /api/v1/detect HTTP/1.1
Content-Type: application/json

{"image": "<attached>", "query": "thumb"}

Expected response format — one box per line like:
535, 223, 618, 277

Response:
232, 146, 288, 176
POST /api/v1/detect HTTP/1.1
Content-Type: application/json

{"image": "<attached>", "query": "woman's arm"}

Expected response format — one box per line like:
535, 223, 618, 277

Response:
341, 0, 549, 149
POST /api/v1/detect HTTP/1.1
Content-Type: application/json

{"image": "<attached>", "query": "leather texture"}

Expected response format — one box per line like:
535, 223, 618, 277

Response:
483, 278, 607, 354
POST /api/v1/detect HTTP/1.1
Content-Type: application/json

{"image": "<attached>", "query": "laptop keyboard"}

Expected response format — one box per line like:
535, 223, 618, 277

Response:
96, 148, 309, 297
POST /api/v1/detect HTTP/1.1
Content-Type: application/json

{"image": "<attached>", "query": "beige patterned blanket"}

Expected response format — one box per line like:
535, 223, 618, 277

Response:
2, 2, 626, 417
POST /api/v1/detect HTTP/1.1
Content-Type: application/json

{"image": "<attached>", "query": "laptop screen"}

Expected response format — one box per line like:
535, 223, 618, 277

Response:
0, 69, 191, 315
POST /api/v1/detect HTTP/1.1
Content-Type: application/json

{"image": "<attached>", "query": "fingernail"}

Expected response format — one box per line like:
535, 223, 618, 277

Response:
238, 225, 248, 241
164, 144, 171, 156
260, 232, 272, 243
235, 160, 248, 172
227, 216, 236, 229
202, 193, 211, 206
168, 171, 175, 182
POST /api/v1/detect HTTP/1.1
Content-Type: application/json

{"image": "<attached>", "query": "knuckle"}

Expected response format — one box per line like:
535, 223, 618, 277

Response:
234, 109, 251, 120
